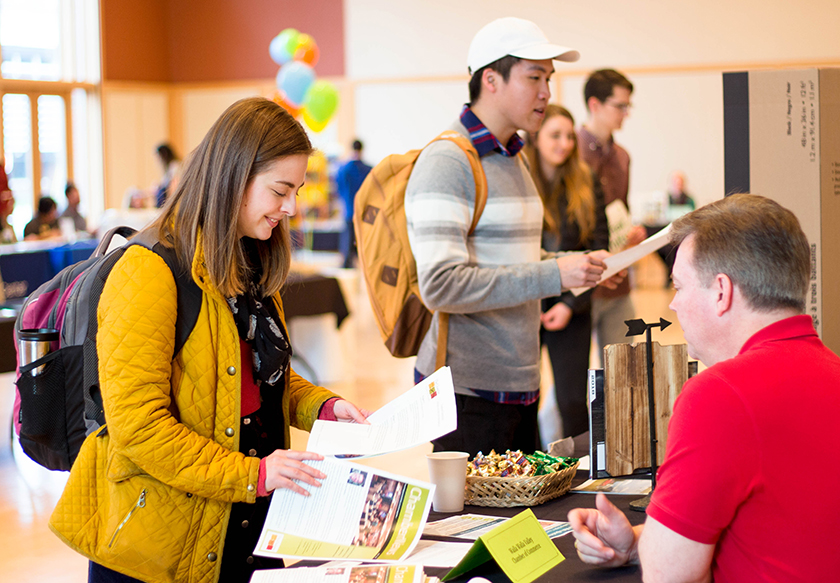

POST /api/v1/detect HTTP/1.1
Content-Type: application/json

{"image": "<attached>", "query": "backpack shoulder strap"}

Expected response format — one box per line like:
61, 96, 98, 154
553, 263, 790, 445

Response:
129, 231, 202, 359
429, 132, 488, 236
153, 243, 202, 358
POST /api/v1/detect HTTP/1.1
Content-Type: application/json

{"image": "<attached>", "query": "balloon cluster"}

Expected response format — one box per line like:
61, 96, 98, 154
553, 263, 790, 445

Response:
270, 28, 338, 132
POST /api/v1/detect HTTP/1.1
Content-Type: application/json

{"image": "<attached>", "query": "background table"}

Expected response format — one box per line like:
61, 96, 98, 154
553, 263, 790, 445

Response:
0, 239, 98, 301
281, 272, 349, 327
280, 271, 351, 384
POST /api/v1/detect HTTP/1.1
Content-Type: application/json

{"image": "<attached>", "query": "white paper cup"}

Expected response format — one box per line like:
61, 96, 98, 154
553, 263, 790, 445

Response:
426, 451, 469, 513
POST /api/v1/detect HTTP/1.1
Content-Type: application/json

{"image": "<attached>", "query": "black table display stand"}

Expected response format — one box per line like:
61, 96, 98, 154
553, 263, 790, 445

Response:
624, 317, 671, 512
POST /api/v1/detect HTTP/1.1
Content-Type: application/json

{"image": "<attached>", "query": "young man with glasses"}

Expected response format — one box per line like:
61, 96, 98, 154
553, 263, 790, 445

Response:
578, 69, 647, 365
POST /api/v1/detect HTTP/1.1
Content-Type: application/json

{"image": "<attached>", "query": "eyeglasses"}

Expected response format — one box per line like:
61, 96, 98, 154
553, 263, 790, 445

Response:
604, 100, 632, 113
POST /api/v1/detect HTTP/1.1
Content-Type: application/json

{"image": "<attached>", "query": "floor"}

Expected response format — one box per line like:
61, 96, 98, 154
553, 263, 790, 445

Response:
0, 252, 684, 582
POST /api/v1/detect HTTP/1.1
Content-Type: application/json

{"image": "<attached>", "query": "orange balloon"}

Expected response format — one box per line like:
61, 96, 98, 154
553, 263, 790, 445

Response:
294, 43, 320, 66
273, 92, 301, 118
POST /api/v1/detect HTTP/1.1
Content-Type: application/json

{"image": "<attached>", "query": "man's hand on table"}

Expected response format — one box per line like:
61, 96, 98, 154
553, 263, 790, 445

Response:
567, 493, 641, 567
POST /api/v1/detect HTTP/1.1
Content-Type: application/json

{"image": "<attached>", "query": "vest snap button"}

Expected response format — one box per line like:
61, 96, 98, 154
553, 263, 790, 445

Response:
227, 366, 236, 376
207, 552, 217, 562
225, 427, 235, 437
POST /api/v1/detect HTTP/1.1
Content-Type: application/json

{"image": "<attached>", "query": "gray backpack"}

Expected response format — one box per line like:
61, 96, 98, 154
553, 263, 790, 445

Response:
13, 226, 201, 471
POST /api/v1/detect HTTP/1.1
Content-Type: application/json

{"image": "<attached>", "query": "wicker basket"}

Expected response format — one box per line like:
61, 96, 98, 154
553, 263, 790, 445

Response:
464, 460, 580, 507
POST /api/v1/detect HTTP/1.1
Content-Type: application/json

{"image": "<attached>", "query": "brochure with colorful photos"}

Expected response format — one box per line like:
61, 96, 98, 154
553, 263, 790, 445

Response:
249, 564, 425, 583
254, 458, 435, 562
306, 367, 457, 459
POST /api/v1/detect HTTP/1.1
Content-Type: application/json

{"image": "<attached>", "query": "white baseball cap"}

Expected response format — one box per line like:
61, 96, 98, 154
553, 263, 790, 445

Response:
467, 17, 580, 74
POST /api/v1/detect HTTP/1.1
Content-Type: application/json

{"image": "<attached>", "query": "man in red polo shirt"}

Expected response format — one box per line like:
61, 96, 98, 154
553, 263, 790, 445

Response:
568, 193, 840, 581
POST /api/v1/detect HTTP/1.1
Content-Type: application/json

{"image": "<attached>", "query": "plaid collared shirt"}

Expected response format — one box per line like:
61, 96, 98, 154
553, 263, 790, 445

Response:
460, 104, 525, 158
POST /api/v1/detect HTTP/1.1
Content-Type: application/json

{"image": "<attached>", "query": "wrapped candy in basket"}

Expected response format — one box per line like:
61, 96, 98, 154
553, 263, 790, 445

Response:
464, 450, 580, 507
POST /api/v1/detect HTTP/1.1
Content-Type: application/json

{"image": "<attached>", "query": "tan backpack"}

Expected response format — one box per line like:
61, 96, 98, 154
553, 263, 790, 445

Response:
353, 131, 487, 369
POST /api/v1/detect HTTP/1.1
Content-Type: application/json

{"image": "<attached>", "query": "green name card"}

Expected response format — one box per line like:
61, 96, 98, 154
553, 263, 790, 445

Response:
442, 509, 564, 583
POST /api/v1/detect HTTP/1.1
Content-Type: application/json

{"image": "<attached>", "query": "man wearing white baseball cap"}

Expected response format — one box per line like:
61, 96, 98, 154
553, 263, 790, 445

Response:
404, 17, 617, 456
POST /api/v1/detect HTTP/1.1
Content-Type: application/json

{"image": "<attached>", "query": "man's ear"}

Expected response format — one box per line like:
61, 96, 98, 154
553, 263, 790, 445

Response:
713, 273, 734, 316
482, 68, 497, 94
586, 96, 601, 114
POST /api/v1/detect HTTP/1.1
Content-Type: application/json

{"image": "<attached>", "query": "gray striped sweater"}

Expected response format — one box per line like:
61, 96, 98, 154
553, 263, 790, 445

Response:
405, 120, 567, 395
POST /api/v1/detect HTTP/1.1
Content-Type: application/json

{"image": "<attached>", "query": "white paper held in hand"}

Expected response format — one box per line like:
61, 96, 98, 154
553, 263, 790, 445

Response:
570, 223, 673, 296
306, 366, 457, 458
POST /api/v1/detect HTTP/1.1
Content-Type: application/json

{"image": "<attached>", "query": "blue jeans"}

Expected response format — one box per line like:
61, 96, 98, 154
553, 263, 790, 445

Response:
339, 218, 356, 268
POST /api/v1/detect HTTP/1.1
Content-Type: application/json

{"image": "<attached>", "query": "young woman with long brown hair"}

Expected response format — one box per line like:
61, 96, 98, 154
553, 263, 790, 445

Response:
50, 97, 369, 583
528, 104, 609, 438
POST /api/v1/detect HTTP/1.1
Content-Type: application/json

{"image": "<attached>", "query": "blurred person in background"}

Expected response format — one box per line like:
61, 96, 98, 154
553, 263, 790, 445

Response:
667, 170, 695, 209
60, 182, 88, 232
155, 142, 181, 208
527, 104, 609, 439
656, 170, 696, 286
336, 139, 372, 268
23, 196, 61, 240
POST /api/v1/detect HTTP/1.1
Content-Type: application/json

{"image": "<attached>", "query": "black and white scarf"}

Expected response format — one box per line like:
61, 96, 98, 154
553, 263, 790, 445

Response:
227, 281, 292, 387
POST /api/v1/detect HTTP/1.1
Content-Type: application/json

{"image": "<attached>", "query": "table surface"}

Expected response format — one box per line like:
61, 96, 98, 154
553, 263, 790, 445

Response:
422, 473, 646, 583
422, 434, 646, 582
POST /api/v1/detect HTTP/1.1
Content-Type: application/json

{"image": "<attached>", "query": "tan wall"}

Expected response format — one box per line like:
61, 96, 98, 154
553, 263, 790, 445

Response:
101, 84, 170, 209
102, 78, 351, 208
345, 0, 840, 211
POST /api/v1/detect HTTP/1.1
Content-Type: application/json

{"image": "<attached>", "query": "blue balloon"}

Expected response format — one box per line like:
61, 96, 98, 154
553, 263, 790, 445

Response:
276, 62, 315, 107
269, 29, 298, 65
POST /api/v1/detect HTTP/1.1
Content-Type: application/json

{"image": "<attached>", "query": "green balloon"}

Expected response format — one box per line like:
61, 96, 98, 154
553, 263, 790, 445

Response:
304, 81, 339, 123
278, 28, 300, 58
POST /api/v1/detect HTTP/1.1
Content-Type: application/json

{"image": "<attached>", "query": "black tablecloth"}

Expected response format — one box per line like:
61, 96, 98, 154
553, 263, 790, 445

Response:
424, 433, 645, 582
280, 272, 349, 327
423, 478, 645, 582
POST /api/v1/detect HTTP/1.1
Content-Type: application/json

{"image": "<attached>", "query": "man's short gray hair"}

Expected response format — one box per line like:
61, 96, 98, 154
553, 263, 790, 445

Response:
670, 194, 810, 313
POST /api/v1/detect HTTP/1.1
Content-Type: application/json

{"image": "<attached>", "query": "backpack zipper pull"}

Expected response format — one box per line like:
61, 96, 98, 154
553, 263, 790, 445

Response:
108, 488, 146, 548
